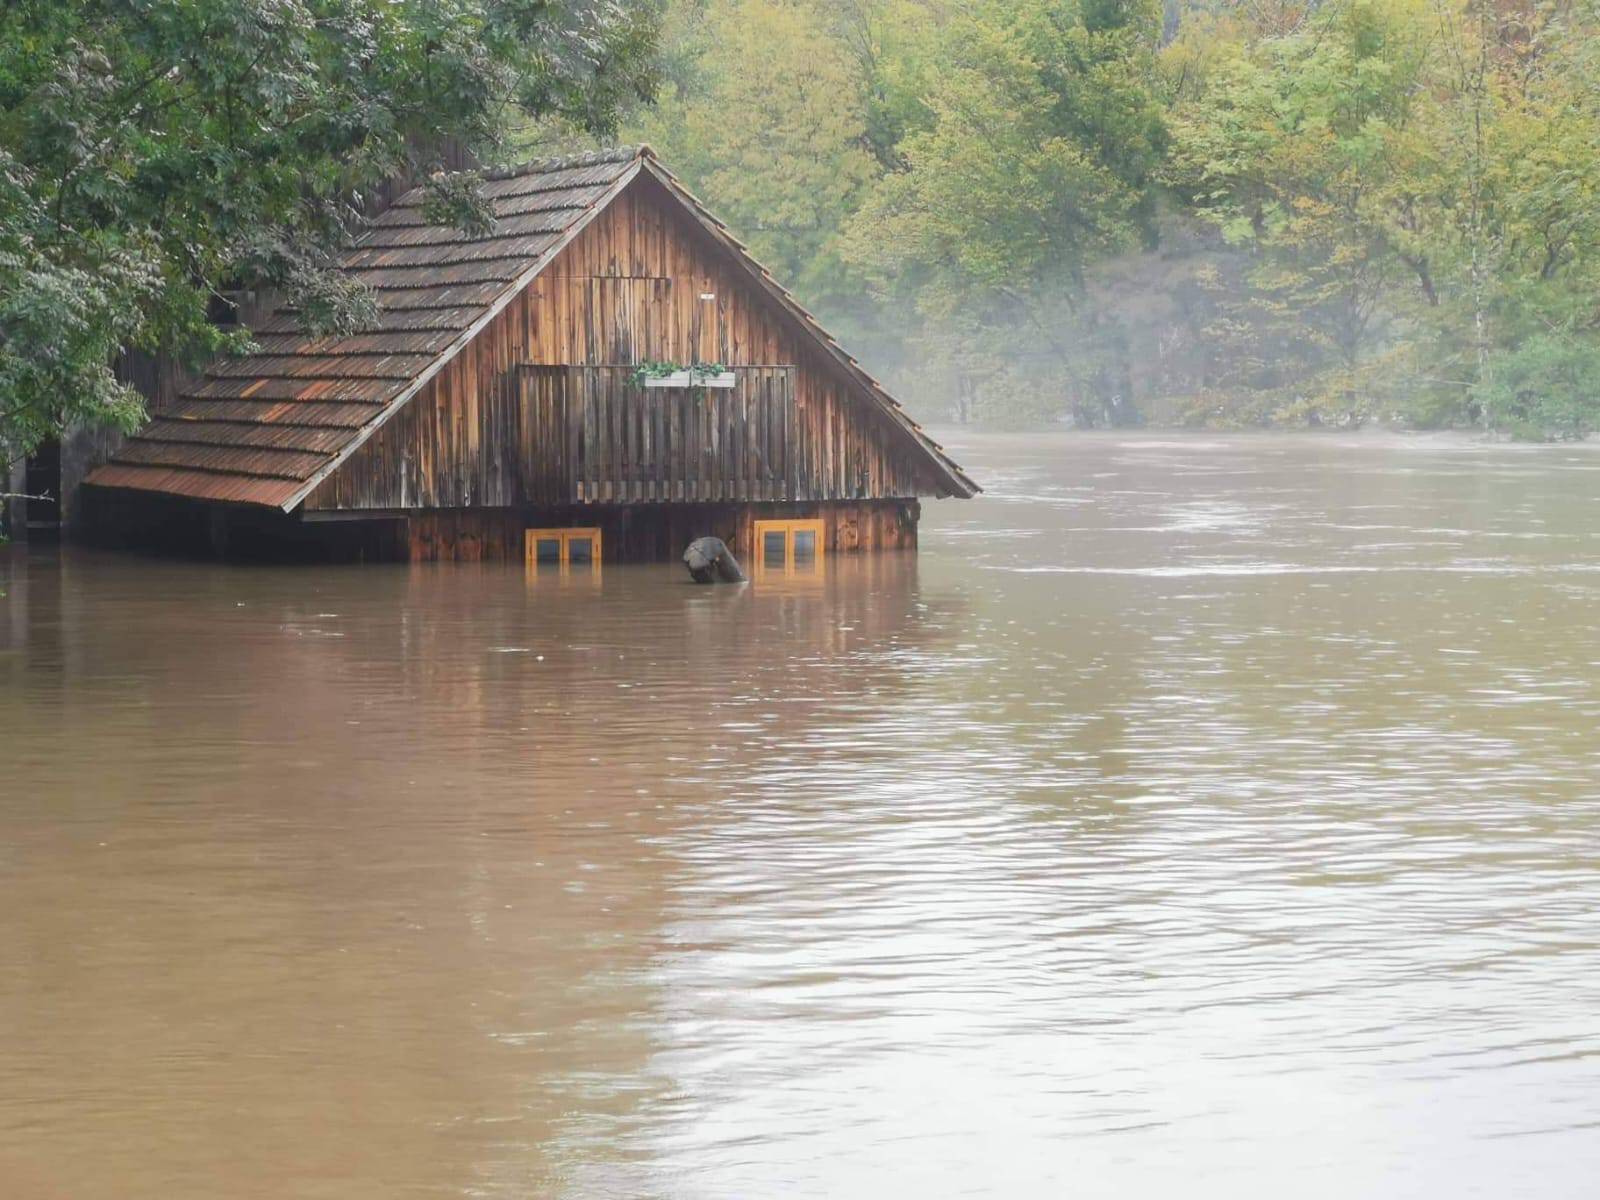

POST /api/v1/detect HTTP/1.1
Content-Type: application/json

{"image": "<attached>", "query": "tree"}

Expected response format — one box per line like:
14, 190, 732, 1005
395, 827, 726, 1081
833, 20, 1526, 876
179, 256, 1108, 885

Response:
630, 0, 878, 309
1163, 0, 1600, 435
842, 0, 1169, 425
0, 0, 660, 465
1165, 0, 1438, 424
1411, 0, 1600, 431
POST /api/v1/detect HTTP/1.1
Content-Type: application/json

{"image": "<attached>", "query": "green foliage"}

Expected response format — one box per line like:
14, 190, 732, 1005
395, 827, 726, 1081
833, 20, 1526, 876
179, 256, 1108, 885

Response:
1473, 336, 1600, 441
627, 359, 728, 387
0, 145, 154, 456
1163, 0, 1436, 423
848, 0, 1166, 299
1163, 0, 1600, 433
0, 0, 660, 462
837, 0, 1168, 424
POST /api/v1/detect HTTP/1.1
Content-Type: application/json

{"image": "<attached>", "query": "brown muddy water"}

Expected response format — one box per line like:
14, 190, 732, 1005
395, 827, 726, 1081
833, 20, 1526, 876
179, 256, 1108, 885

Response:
4, 432, 1600, 1198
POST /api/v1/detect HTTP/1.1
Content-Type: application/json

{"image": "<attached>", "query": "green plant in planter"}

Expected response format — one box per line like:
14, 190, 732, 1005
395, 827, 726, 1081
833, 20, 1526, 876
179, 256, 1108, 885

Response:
628, 360, 730, 390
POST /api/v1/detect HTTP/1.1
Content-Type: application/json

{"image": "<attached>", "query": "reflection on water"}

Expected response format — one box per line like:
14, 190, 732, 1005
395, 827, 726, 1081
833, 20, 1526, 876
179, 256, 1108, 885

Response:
4, 432, 1600, 1198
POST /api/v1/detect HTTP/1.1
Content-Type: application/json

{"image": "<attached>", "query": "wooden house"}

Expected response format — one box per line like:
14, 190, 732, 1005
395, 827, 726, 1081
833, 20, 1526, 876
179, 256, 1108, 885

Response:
83, 147, 977, 564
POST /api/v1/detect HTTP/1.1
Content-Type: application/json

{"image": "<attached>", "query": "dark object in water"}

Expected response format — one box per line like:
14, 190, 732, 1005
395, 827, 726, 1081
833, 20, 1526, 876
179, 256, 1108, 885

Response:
684, 537, 747, 584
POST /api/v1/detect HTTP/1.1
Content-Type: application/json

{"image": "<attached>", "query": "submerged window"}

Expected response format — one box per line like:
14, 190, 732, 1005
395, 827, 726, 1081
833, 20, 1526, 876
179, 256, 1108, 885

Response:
792, 528, 817, 563
752, 519, 826, 573
525, 527, 604, 568
763, 529, 787, 568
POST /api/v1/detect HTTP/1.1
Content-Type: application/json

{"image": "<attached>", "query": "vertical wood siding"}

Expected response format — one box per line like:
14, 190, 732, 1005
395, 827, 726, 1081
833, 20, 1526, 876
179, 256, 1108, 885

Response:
519, 365, 795, 504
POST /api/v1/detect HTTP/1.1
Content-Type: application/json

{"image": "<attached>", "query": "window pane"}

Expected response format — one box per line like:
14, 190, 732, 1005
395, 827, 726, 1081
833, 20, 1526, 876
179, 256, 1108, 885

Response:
793, 530, 817, 563
763, 530, 787, 566
568, 536, 594, 564
535, 537, 561, 563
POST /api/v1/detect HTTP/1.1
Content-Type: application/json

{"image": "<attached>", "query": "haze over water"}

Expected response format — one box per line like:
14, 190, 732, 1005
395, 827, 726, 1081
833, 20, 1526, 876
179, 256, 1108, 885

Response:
4, 432, 1599, 1198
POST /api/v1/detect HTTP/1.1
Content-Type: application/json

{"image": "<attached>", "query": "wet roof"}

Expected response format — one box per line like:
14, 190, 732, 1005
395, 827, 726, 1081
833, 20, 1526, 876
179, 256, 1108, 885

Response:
88, 146, 976, 508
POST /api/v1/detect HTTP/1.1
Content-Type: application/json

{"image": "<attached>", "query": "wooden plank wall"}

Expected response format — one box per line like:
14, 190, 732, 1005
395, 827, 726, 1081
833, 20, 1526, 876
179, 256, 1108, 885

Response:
304, 173, 942, 513
520, 365, 794, 504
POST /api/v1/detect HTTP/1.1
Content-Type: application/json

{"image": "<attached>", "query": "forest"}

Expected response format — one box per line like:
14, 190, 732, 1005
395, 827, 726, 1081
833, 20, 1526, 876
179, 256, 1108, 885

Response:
3, 0, 1600, 456
609, 0, 1600, 435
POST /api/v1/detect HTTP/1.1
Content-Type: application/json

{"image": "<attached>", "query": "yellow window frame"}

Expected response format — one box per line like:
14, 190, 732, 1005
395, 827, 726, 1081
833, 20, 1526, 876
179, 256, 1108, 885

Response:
752, 518, 826, 570
524, 526, 603, 566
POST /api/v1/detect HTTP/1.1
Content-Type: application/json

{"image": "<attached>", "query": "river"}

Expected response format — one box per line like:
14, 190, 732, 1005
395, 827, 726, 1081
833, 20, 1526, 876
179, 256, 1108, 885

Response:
3, 432, 1599, 1198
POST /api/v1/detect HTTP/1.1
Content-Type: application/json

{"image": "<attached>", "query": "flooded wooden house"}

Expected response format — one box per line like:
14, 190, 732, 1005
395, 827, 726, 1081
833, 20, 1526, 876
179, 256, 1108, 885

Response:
82, 146, 977, 563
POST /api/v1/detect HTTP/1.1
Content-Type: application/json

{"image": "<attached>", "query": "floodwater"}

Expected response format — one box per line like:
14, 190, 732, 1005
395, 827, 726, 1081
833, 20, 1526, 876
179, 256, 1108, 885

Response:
4, 432, 1600, 1198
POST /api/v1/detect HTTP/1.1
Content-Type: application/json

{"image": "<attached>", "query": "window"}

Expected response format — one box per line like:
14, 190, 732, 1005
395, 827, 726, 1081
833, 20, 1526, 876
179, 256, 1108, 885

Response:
524, 527, 603, 567
762, 528, 787, 568
752, 519, 825, 573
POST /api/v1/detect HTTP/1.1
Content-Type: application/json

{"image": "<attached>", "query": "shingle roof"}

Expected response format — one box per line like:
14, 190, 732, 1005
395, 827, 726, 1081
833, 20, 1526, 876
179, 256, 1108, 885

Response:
88, 145, 977, 508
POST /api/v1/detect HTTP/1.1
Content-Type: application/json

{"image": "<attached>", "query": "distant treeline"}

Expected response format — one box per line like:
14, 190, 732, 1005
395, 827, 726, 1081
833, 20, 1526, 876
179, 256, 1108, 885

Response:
600, 0, 1600, 438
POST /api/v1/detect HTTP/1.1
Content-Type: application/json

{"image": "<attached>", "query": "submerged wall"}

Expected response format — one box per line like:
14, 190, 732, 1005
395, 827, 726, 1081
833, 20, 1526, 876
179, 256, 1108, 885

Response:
403, 499, 919, 563
78, 494, 917, 565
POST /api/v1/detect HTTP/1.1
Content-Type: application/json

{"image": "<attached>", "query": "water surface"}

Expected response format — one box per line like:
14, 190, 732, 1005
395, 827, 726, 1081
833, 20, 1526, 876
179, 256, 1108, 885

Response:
4, 432, 1600, 1197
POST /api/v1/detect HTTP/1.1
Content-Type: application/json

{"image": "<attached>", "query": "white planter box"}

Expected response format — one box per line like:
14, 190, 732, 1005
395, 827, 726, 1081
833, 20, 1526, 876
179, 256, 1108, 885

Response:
640, 371, 737, 389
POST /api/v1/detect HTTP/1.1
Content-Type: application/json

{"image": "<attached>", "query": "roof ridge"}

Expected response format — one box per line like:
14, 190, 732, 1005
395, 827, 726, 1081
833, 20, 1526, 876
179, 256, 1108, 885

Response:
479, 144, 647, 182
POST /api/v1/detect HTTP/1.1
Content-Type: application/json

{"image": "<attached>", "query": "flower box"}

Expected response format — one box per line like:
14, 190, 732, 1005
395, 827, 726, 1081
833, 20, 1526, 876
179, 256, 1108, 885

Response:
640, 370, 737, 389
